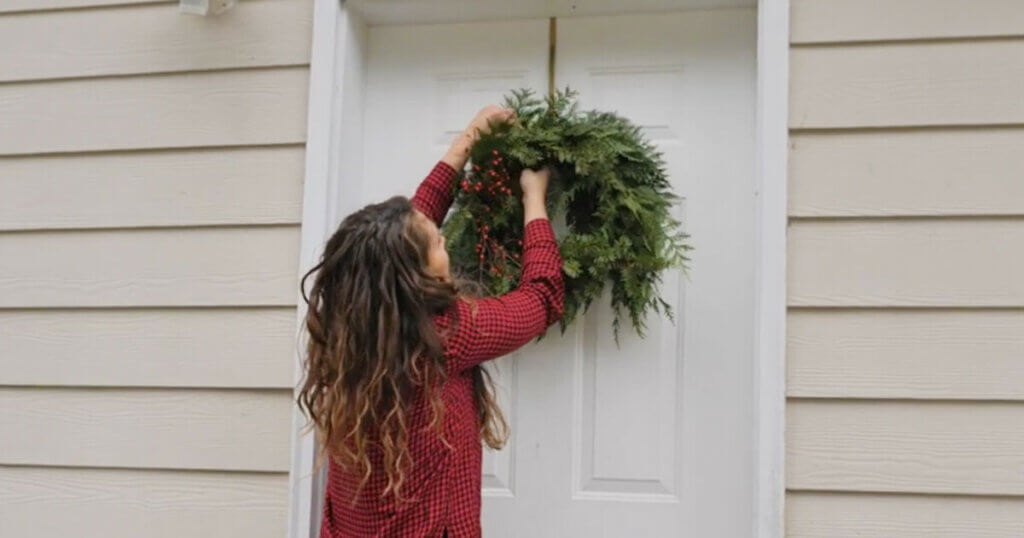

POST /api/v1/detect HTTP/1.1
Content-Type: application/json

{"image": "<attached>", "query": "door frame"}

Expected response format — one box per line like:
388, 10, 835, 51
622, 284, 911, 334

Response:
288, 1, 788, 536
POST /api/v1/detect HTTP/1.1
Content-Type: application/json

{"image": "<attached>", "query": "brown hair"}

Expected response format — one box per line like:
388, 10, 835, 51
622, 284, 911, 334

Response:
297, 195, 507, 505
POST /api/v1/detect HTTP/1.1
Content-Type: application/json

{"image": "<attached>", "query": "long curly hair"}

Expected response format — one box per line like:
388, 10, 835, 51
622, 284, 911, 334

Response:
297, 195, 508, 506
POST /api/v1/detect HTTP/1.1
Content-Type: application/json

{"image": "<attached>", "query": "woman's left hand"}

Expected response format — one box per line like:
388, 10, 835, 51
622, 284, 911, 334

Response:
443, 105, 514, 170
464, 105, 514, 140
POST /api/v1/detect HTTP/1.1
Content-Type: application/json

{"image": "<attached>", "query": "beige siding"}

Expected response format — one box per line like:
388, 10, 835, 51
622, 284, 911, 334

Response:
0, 146, 305, 230
791, 0, 1024, 44
791, 40, 1024, 128
0, 387, 292, 471
788, 492, 1024, 538
0, 466, 289, 538
0, 1, 310, 535
789, 219, 1024, 307
0, 226, 300, 307
0, 0, 312, 82
789, 129, 1024, 217
789, 399, 1024, 495
789, 310, 1024, 400
0, 68, 308, 155
787, 2, 1024, 536
0, 308, 297, 387
0, 0, 164, 14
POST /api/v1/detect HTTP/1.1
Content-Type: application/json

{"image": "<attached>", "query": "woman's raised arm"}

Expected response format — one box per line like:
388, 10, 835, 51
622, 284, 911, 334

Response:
410, 105, 514, 226
436, 168, 564, 375
410, 160, 459, 226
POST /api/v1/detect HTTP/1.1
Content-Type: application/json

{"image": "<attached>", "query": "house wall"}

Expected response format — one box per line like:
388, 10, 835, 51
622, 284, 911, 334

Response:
0, 1, 312, 536
786, 1, 1024, 536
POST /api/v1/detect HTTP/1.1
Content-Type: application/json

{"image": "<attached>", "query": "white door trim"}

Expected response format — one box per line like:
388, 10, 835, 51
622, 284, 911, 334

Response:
289, 2, 789, 537
752, 0, 789, 536
287, 1, 343, 537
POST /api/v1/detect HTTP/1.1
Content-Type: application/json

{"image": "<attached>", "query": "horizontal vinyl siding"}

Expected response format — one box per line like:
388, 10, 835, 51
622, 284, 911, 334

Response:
791, 0, 1024, 44
0, 387, 292, 471
788, 399, 1024, 495
0, 0, 312, 82
0, 67, 308, 155
0, 146, 305, 230
0, 466, 289, 538
791, 39, 1024, 129
788, 309, 1024, 400
0, 307, 297, 388
788, 219, 1024, 307
0, 0, 165, 14
789, 129, 1024, 217
787, 3, 1024, 536
0, 226, 300, 307
788, 492, 1024, 538
0, 1, 311, 535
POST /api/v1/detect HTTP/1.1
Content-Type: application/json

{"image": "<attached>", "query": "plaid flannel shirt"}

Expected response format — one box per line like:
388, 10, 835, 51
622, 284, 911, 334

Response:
320, 161, 564, 538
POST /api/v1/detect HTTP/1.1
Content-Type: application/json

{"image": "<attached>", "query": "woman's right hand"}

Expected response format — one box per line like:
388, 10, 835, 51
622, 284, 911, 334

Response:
520, 168, 550, 199
520, 167, 550, 224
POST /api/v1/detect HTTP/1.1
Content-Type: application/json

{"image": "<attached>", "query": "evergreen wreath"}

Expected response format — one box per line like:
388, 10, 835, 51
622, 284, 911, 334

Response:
442, 88, 692, 337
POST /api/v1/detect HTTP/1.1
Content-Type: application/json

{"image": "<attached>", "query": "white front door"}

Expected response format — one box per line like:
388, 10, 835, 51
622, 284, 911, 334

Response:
359, 9, 756, 537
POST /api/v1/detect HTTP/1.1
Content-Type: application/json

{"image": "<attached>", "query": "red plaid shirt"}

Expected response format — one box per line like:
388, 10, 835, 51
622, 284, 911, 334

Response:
320, 161, 564, 538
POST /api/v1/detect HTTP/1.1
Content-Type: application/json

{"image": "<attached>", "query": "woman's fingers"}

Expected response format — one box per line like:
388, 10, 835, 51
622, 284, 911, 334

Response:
469, 106, 515, 135
519, 167, 551, 197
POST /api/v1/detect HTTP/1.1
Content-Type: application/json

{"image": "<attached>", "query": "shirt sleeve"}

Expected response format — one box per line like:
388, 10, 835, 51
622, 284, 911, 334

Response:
437, 218, 565, 375
410, 160, 459, 226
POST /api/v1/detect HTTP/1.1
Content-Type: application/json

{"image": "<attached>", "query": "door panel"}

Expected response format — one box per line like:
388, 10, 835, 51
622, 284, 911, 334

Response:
551, 10, 757, 537
359, 10, 756, 537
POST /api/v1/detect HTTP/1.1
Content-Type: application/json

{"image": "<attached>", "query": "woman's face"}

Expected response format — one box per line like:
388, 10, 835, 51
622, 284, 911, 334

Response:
411, 209, 450, 281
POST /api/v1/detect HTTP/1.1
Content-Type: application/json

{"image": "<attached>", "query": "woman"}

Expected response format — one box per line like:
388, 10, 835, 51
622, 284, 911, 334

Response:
298, 105, 565, 537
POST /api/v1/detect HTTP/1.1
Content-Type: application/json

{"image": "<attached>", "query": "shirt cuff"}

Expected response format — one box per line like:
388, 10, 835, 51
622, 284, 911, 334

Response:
433, 160, 459, 179
523, 218, 556, 246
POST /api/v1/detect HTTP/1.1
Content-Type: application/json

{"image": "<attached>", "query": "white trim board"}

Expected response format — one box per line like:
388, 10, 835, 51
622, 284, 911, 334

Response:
288, 1, 346, 537
752, 0, 789, 536
291, 1, 788, 536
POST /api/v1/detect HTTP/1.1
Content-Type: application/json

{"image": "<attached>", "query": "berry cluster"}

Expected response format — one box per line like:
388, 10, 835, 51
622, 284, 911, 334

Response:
459, 150, 523, 283
459, 150, 514, 200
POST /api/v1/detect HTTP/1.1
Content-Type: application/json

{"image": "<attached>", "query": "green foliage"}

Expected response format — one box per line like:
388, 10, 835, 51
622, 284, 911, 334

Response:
442, 88, 692, 337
